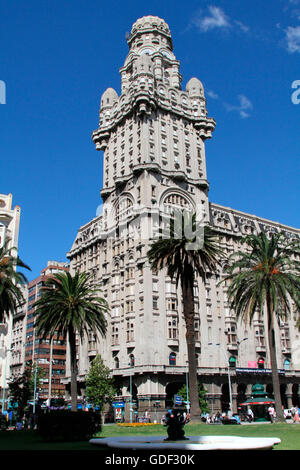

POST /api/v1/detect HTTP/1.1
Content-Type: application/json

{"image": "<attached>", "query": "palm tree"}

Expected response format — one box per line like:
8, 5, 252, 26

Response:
0, 240, 30, 322
222, 231, 300, 421
147, 211, 224, 420
34, 271, 109, 412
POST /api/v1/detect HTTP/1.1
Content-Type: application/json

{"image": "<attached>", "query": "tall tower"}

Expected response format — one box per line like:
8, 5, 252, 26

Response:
68, 16, 216, 417
68, 16, 300, 419
92, 16, 215, 221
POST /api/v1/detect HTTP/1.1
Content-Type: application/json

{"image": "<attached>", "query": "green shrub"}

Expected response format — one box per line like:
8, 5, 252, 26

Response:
37, 410, 102, 442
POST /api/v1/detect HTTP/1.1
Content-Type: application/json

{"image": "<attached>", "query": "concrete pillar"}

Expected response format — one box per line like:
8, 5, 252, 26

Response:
231, 382, 238, 414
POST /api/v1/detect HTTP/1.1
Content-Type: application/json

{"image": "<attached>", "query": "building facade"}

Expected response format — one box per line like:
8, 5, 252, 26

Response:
0, 193, 22, 405
67, 16, 300, 420
24, 261, 69, 403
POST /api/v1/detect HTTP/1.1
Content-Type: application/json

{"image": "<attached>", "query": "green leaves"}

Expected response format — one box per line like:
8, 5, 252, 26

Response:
222, 232, 300, 326
33, 271, 109, 412
85, 355, 116, 411
147, 210, 224, 286
147, 210, 224, 419
34, 271, 109, 341
0, 240, 30, 322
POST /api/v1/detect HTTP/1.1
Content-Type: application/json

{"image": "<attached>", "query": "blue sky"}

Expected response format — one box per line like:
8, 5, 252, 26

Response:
1, 0, 299, 281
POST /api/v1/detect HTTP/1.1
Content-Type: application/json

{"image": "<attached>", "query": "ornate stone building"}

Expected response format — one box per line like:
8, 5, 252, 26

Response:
67, 16, 300, 419
0, 193, 23, 405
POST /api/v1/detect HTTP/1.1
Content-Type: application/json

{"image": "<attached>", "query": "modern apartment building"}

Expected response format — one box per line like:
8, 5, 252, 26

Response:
67, 16, 300, 419
24, 261, 69, 402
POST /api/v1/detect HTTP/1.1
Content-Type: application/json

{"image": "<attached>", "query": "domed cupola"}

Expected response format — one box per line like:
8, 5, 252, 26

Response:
186, 77, 205, 98
127, 15, 173, 52
100, 87, 119, 109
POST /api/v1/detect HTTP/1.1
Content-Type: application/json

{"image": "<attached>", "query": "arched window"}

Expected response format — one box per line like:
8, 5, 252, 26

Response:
257, 357, 265, 369
129, 354, 135, 367
229, 356, 237, 368
114, 195, 134, 221
162, 192, 193, 214
169, 352, 176, 366
284, 359, 291, 371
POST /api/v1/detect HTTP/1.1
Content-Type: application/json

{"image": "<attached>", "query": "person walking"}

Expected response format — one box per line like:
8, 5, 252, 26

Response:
268, 405, 276, 423
247, 407, 254, 423
291, 406, 296, 422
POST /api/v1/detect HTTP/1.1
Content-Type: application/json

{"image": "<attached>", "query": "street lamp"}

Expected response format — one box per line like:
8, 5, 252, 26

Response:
208, 337, 248, 415
48, 338, 54, 407
185, 361, 190, 413
237, 337, 248, 346
128, 355, 134, 423
208, 342, 233, 415
33, 362, 38, 414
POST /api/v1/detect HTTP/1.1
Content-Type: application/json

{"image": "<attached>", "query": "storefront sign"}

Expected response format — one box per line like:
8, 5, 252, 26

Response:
236, 368, 285, 375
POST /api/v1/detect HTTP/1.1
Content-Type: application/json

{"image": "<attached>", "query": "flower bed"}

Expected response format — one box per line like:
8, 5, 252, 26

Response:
117, 422, 160, 427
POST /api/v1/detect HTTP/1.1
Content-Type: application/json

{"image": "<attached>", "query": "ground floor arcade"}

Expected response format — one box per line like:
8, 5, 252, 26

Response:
65, 367, 300, 422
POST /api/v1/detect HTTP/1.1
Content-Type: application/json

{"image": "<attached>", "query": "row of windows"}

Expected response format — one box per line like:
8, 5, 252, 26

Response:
113, 352, 197, 369
111, 318, 200, 345
111, 294, 205, 317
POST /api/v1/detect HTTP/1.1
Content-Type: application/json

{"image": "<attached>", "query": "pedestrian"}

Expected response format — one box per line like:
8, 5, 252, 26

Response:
291, 406, 296, 422
247, 407, 254, 423
268, 405, 275, 423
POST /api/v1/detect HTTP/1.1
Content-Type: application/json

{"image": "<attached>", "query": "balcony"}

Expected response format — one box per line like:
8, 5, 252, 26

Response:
256, 345, 266, 353
167, 338, 179, 347
227, 343, 238, 352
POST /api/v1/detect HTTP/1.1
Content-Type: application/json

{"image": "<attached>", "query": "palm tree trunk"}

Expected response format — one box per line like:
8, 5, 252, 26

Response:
266, 295, 284, 422
181, 273, 201, 421
68, 326, 78, 412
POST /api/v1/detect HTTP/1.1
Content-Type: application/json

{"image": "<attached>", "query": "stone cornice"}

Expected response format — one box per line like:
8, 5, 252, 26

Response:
210, 202, 300, 238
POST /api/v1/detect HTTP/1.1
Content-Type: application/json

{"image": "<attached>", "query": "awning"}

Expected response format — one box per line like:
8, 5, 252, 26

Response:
240, 397, 275, 406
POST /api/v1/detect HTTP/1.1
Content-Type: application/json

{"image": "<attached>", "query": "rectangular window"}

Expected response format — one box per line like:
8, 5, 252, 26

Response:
126, 322, 134, 342
168, 319, 178, 339
167, 298, 177, 311
126, 301, 134, 313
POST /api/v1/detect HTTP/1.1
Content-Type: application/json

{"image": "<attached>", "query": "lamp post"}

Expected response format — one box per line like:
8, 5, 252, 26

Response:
208, 337, 248, 415
129, 371, 132, 424
48, 338, 53, 407
33, 361, 38, 414
128, 355, 134, 423
208, 342, 233, 415
185, 361, 190, 413
237, 337, 248, 364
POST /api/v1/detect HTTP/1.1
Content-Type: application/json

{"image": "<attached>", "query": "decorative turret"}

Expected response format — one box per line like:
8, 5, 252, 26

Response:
186, 77, 205, 98
92, 16, 216, 196
101, 87, 119, 109
127, 16, 173, 51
